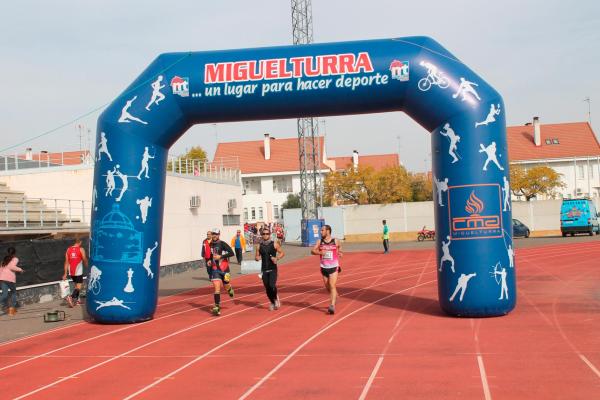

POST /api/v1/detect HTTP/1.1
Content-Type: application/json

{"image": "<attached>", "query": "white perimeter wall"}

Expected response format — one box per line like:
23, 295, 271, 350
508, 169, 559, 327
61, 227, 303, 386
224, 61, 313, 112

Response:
341, 198, 600, 235
0, 166, 243, 265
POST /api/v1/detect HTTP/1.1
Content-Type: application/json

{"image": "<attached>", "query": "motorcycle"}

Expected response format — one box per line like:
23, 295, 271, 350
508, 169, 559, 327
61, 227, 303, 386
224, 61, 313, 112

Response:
417, 226, 435, 242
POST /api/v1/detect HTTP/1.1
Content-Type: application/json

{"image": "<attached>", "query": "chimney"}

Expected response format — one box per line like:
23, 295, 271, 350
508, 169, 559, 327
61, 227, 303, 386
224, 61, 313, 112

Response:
25, 148, 33, 160
533, 116, 541, 146
352, 150, 359, 170
264, 133, 270, 160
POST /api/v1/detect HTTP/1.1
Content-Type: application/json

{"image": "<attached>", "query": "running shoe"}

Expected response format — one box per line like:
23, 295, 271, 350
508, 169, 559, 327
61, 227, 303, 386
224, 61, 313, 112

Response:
65, 295, 74, 308
327, 304, 335, 315
274, 296, 281, 310
212, 304, 221, 316
268, 303, 275, 311
228, 286, 235, 298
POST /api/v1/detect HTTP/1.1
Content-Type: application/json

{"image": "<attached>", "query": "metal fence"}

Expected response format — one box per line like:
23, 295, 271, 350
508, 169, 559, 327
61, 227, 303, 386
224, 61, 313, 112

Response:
0, 151, 93, 171
167, 157, 241, 183
0, 197, 91, 230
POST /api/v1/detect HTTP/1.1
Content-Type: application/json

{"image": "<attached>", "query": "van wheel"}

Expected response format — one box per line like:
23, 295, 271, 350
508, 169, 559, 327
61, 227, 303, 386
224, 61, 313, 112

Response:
589, 231, 594, 236
562, 232, 567, 237
525, 230, 530, 238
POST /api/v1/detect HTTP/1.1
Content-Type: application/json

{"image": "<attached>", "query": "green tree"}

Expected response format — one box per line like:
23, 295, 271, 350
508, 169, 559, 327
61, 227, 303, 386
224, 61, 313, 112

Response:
324, 165, 412, 205
410, 173, 433, 202
281, 193, 301, 209
168, 146, 208, 173
510, 165, 565, 201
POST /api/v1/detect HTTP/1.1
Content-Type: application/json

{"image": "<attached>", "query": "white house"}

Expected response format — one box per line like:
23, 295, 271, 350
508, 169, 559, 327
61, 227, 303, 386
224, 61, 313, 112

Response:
213, 134, 399, 224
508, 118, 600, 199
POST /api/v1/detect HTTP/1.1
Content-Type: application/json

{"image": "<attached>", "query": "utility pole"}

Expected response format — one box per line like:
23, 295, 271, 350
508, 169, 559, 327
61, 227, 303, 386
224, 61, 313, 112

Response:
291, 0, 321, 231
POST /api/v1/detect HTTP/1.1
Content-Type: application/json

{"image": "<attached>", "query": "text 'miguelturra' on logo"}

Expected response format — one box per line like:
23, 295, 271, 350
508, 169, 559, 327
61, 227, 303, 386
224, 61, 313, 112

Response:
448, 184, 503, 240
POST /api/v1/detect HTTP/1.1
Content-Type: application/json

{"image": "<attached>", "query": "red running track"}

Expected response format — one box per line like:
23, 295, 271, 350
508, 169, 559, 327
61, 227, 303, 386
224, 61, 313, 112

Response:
1, 242, 600, 399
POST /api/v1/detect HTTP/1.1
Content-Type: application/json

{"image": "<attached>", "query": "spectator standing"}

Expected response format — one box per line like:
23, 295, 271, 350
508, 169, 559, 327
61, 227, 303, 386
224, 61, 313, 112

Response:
382, 220, 390, 254
0, 247, 24, 316
230, 230, 247, 264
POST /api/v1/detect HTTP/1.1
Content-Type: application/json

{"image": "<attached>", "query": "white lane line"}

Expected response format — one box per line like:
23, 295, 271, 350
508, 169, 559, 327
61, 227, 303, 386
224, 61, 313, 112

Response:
237, 280, 436, 400
14, 268, 432, 399
579, 354, 600, 379
358, 356, 384, 400
1, 260, 427, 373
123, 277, 435, 399
477, 355, 492, 400
357, 253, 433, 400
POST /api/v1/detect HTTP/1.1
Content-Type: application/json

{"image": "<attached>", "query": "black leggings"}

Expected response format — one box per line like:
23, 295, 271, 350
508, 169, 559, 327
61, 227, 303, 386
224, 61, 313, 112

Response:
261, 270, 278, 303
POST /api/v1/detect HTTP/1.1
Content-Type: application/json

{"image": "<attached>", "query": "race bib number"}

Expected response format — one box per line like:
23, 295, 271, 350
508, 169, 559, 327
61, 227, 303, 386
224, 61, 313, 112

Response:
323, 250, 333, 260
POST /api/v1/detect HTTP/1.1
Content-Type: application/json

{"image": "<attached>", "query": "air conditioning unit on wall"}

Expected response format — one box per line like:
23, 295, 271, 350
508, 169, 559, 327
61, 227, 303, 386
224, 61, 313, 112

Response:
190, 195, 201, 209
227, 198, 237, 209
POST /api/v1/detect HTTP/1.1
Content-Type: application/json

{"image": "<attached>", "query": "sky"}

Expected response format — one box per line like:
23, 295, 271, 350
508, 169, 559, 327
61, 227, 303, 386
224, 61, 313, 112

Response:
1, 0, 599, 172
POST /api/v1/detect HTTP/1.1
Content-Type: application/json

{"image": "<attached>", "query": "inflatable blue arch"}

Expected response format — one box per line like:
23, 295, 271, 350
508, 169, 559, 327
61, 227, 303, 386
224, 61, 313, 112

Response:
89, 37, 516, 323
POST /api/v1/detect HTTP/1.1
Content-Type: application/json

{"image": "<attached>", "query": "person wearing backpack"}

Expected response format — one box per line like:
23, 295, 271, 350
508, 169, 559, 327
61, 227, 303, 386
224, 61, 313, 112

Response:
0, 247, 24, 316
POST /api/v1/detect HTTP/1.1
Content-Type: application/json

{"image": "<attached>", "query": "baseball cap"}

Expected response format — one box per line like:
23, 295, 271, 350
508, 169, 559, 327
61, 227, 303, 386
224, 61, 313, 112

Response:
211, 228, 220, 234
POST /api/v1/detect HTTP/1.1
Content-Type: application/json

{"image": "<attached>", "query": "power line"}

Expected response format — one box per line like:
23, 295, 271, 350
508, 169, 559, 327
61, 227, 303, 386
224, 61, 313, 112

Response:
0, 52, 192, 154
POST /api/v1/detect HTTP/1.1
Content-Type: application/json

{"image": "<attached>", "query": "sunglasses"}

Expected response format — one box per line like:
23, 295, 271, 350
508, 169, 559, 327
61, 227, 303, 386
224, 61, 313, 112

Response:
261, 232, 271, 235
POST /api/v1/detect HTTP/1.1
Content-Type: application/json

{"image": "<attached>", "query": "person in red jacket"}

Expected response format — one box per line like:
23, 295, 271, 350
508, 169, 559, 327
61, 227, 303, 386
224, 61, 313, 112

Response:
0, 247, 24, 316
200, 230, 212, 278
63, 238, 88, 307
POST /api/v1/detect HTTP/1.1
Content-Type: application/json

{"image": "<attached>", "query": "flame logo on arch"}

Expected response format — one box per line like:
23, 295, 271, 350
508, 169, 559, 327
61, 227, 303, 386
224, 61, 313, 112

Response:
465, 191, 484, 215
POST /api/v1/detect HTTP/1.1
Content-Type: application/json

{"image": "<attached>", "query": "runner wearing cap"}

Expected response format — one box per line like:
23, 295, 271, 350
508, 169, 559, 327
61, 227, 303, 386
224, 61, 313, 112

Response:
207, 228, 235, 316
311, 224, 342, 315
255, 228, 285, 310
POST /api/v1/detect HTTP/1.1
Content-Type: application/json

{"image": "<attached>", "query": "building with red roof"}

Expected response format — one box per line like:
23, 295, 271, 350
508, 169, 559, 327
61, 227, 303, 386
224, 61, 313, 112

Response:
213, 134, 400, 223
507, 118, 600, 199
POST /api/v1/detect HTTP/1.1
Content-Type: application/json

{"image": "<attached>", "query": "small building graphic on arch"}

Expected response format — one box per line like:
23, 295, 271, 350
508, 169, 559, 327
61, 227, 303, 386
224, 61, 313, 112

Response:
92, 204, 143, 263
170, 76, 189, 97
389, 60, 409, 81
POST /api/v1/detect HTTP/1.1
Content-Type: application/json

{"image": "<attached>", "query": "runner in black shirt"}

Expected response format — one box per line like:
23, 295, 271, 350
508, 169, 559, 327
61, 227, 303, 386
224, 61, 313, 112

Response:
255, 228, 285, 310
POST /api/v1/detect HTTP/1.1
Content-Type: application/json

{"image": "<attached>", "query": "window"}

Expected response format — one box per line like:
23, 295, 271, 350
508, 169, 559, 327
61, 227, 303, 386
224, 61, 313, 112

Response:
273, 205, 280, 219
243, 178, 261, 194
552, 138, 559, 144
590, 164, 595, 178
222, 214, 241, 226
545, 139, 551, 145
273, 176, 293, 193
258, 207, 264, 220
243, 208, 248, 221
251, 207, 256, 219
578, 165, 584, 178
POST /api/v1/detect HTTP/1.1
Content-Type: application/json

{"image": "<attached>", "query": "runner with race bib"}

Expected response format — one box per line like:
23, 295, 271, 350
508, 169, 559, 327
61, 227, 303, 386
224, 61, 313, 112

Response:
311, 224, 343, 315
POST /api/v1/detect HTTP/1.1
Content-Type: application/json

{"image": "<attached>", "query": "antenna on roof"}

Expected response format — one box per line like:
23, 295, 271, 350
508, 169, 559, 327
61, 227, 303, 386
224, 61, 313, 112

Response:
584, 97, 591, 126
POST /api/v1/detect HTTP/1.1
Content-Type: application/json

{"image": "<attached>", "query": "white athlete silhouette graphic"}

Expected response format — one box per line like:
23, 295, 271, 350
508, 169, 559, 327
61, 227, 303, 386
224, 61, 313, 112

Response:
118, 96, 148, 125
449, 273, 477, 302
97, 132, 112, 161
507, 244, 514, 268
475, 103, 501, 128
502, 176, 511, 211
434, 176, 449, 206
418, 60, 449, 91
452, 77, 481, 102
492, 265, 509, 300
124, 268, 135, 293
440, 123, 461, 163
479, 141, 504, 171
114, 165, 129, 202
136, 196, 152, 224
95, 297, 131, 311
142, 241, 158, 279
439, 236, 455, 273
137, 147, 155, 180
145, 75, 166, 111
105, 166, 117, 197
93, 186, 98, 211
88, 265, 102, 295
